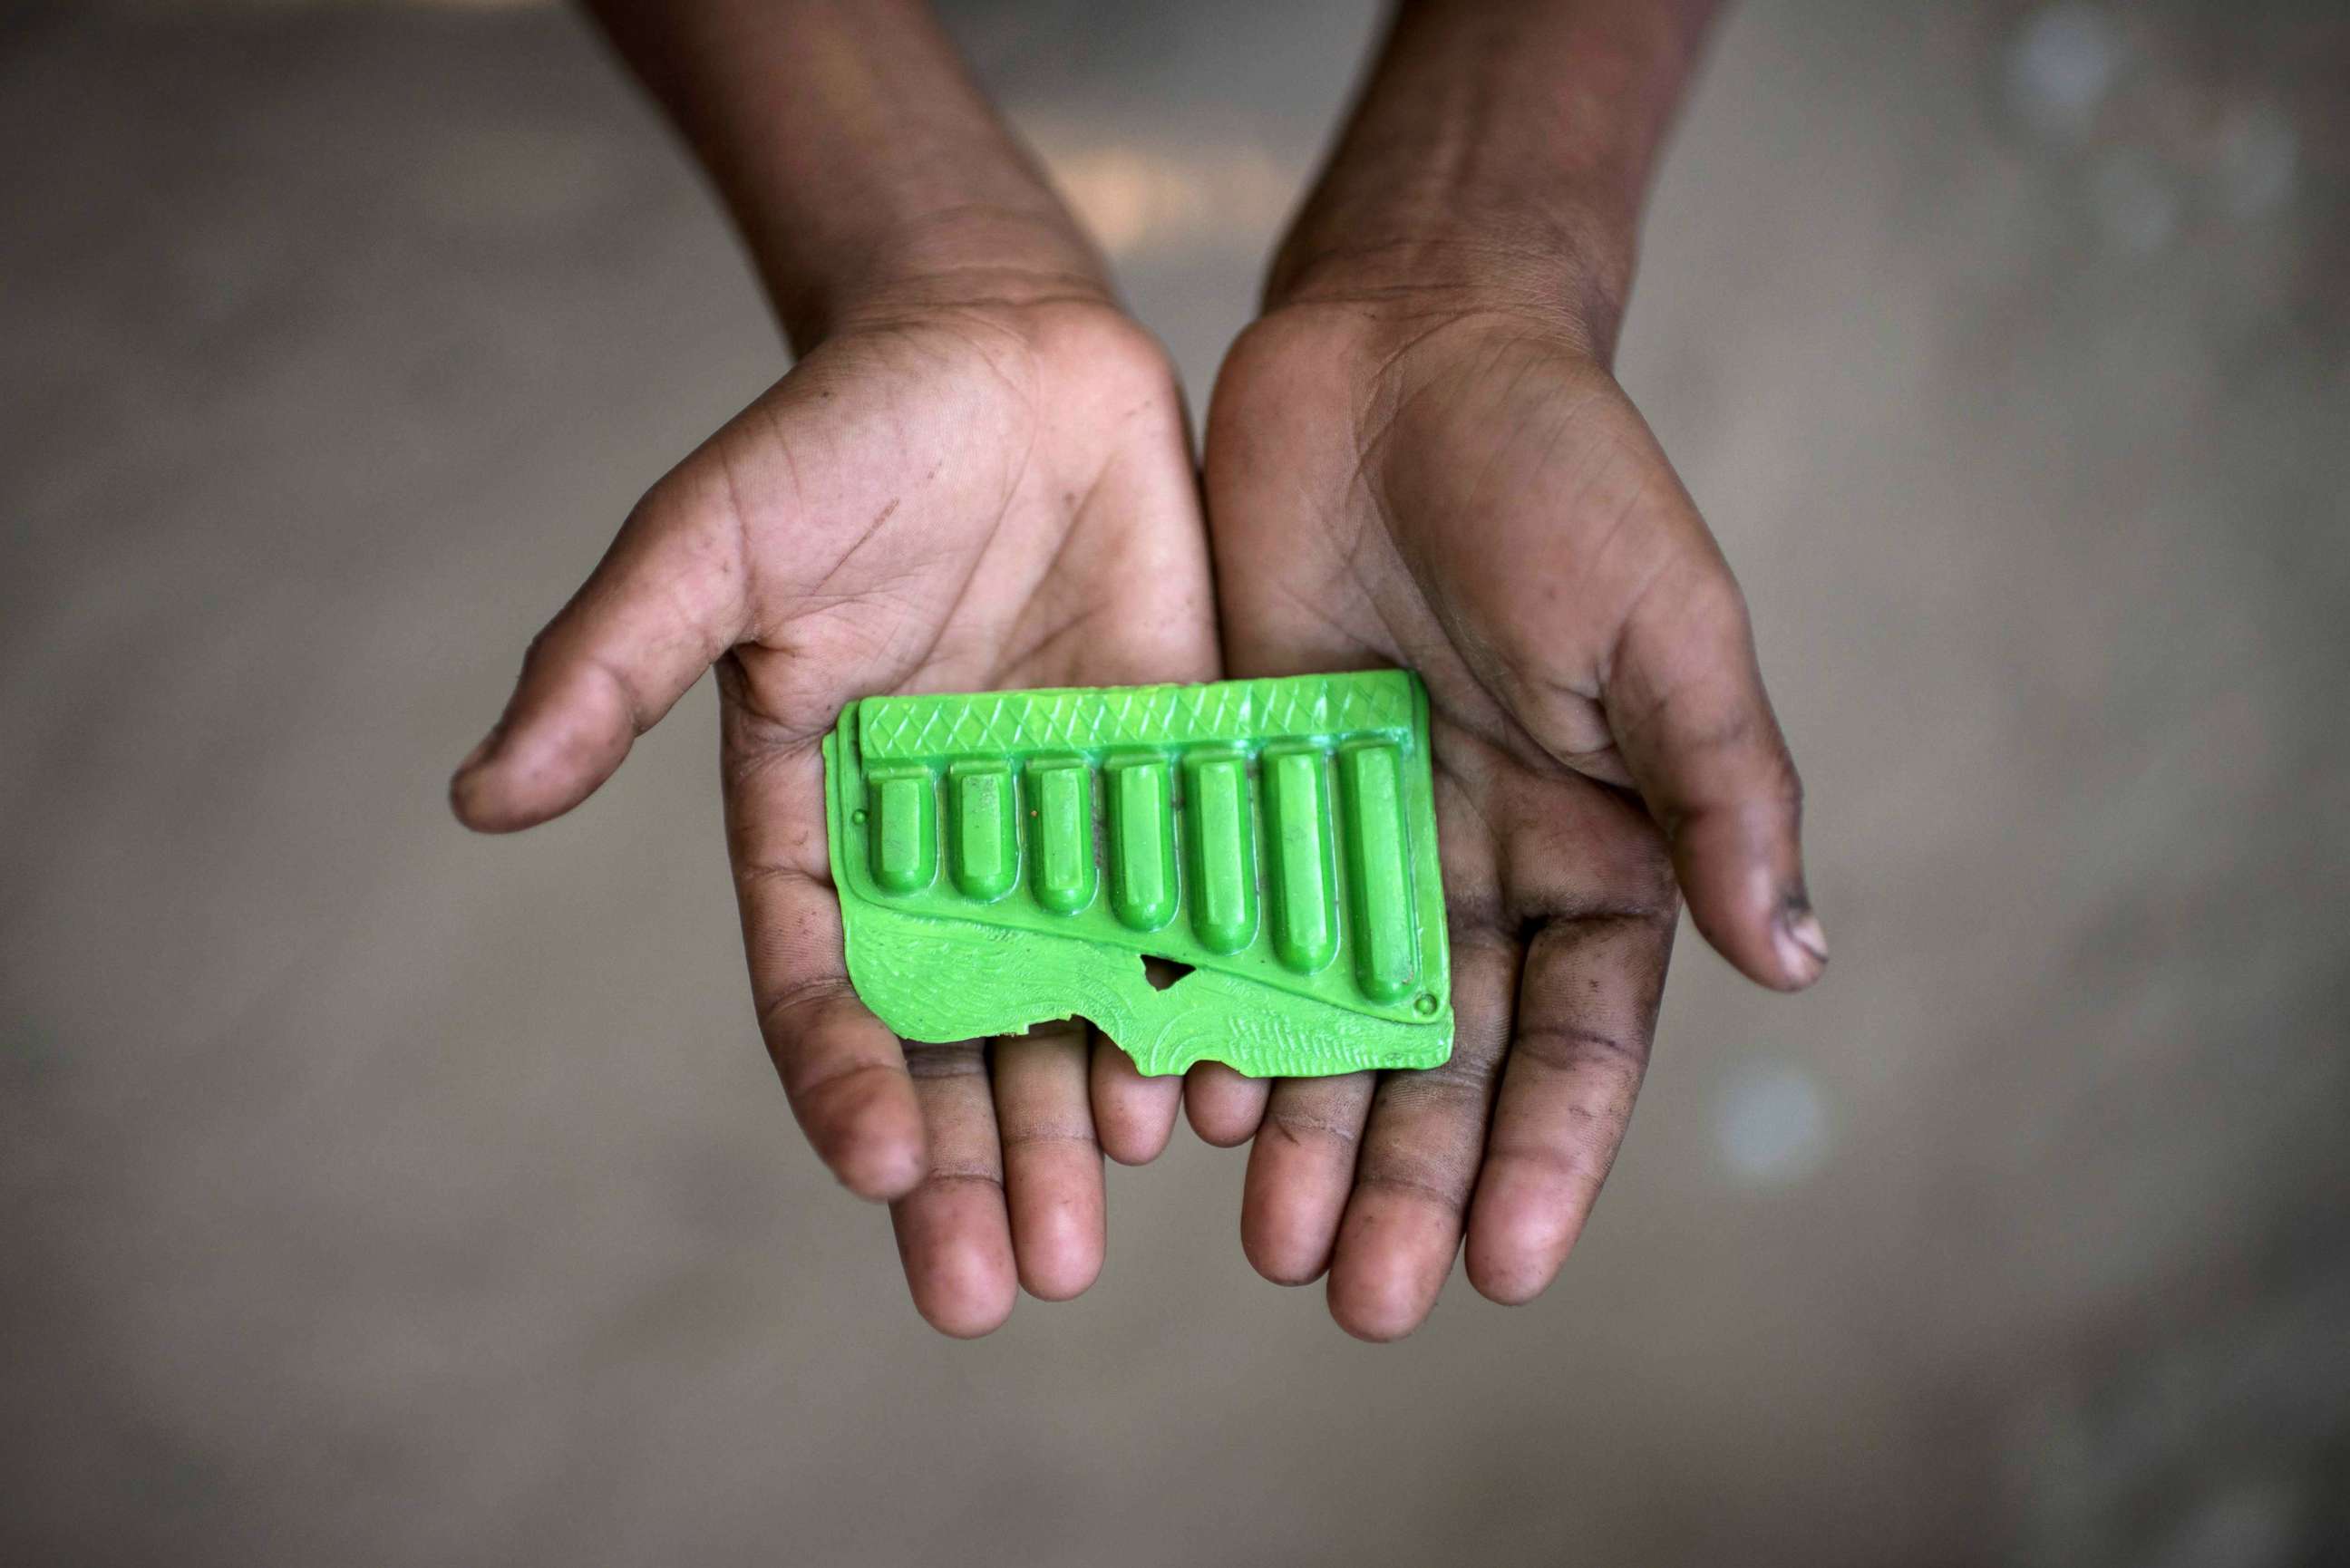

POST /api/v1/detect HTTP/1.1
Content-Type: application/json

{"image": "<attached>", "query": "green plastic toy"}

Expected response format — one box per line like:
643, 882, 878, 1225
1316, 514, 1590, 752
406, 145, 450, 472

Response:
821, 671, 1453, 1078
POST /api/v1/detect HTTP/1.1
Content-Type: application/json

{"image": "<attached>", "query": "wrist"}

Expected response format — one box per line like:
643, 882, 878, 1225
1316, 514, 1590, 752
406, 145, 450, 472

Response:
587, 0, 1115, 352
1265, 206, 1635, 363
1264, 0, 1721, 363
776, 198, 1115, 348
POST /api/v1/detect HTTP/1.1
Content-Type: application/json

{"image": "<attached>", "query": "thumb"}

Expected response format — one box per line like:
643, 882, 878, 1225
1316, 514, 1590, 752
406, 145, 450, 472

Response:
451, 479, 750, 833
1606, 557, 1823, 991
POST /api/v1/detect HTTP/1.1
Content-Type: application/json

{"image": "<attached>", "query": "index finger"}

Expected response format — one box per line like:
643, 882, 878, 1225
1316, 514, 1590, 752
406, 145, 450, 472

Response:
723, 702, 925, 1202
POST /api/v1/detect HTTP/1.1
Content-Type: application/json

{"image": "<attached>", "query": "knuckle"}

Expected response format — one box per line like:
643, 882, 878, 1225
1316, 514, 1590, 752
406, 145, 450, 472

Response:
1501, 1126, 1624, 1201
1411, 1046, 1505, 1102
918, 1166, 1005, 1194
997, 1120, 1094, 1153
786, 1054, 901, 1125
1623, 841, 1684, 918
1684, 566, 1753, 634
1355, 1163, 1473, 1218
753, 973, 855, 1041
900, 1040, 987, 1082
1511, 1020, 1653, 1079
1264, 1106, 1363, 1151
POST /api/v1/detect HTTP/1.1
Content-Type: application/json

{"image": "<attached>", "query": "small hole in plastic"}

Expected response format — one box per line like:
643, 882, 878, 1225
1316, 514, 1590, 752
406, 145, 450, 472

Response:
1413, 992, 1439, 1016
1141, 956, 1195, 992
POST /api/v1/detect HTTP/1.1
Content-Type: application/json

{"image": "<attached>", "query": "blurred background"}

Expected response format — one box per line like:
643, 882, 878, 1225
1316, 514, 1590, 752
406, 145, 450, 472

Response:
5, 0, 2346, 1563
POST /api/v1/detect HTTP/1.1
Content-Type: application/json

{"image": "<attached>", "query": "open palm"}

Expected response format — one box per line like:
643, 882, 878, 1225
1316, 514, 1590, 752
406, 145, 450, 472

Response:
452, 295, 1217, 1335
1201, 299, 1821, 1339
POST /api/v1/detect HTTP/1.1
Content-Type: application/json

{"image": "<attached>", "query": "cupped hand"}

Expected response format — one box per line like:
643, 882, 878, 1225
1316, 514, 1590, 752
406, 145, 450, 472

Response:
1200, 292, 1822, 1340
452, 287, 1217, 1335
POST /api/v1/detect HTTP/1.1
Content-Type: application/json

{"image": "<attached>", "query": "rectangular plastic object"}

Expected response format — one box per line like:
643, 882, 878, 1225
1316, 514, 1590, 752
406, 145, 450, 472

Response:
821, 671, 1453, 1078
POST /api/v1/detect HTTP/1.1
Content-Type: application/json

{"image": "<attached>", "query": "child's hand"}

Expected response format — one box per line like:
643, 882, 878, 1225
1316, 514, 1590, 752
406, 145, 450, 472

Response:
452, 287, 1216, 1335
1200, 290, 1821, 1339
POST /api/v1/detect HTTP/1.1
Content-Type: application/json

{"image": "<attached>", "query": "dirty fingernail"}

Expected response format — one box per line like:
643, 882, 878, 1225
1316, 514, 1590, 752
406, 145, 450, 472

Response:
1776, 906, 1829, 983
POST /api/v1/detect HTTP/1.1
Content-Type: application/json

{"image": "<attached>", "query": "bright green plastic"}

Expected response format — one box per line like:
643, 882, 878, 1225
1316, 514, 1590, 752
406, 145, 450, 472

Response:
822, 672, 1453, 1078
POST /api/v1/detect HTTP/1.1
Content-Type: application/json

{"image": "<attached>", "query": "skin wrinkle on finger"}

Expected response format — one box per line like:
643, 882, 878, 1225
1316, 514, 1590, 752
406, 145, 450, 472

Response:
1351, 1164, 1475, 1217
1384, 1042, 1507, 1112
497, 502, 754, 735
1264, 1103, 1364, 1150
995, 1120, 1098, 1150
908, 1168, 1008, 1192
1646, 758, 1806, 858
636, 498, 758, 655
1607, 667, 1785, 827
1491, 789, 1678, 931
1242, 1069, 1377, 1285
990, 1028, 1106, 1302
783, 1057, 918, 1132
1510, 1014, 1652, 1079
749, 970, 861, 1041
1606, 650, 1757, 799
901, 1040, 990, 1081
722, 804, 834, 920
1320, 934, 1522, 1338
892, 1034, 1017, 1336
1603, 559, 1768, 729
728, 854, 825, 896
1464, 911, 1671, 1301
715, 656, 834, 760
1481, 1092, 1635, 1199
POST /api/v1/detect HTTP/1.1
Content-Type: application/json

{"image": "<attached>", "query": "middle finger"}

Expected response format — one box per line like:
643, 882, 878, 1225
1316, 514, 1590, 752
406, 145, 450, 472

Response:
1323, 933, 1523, 1340
992, 1023, 1108, 1302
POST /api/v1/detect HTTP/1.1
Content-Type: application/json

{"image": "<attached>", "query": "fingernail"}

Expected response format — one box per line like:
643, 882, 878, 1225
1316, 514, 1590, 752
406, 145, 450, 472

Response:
1776, 905, 1829, 983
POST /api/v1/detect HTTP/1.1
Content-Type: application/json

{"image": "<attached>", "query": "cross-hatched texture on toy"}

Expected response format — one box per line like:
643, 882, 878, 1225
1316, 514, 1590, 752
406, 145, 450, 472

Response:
822, 671, 1453, 1077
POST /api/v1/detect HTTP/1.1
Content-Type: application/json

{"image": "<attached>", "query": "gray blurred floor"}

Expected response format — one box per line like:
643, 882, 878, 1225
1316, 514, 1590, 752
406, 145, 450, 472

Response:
5, 3, 2348, 1564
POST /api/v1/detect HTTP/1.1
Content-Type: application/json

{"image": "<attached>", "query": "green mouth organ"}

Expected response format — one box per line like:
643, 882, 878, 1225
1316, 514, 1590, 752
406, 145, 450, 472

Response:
822, 671, 1452, 1078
